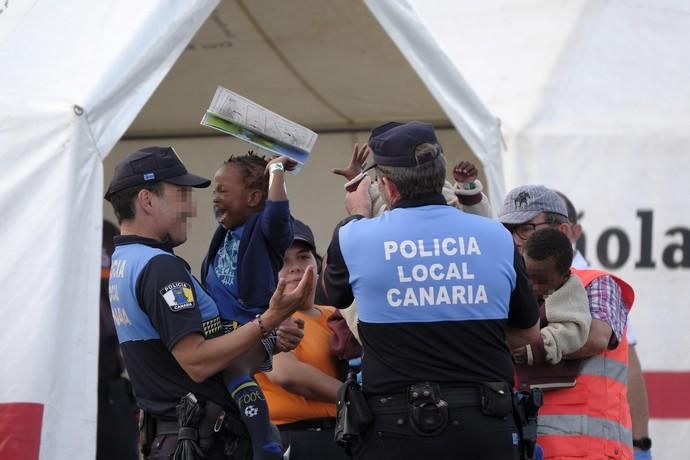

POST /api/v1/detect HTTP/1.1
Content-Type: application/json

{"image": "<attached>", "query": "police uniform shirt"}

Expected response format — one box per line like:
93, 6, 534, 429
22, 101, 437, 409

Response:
322, 194, 538, 395
108, 235, 232, 418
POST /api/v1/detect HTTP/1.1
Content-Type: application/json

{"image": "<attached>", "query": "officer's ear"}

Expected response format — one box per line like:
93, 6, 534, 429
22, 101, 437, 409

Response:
137, 188, 156, 215
380, 176, 401, 204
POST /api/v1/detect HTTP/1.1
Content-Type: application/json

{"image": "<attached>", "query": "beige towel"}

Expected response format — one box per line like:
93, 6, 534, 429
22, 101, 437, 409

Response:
541, 275, 592, 364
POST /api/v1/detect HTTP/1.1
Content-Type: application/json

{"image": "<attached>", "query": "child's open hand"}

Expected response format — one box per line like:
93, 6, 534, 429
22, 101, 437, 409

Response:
333, 144, 371, 181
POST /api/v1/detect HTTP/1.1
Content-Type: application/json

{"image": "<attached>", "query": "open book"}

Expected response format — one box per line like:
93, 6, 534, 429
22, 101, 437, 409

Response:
201, 86, 318, 167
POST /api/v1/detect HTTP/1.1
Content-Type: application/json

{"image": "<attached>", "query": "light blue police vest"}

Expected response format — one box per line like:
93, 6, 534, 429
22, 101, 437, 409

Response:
339, 205, 516, 324
108, 244, 219, 343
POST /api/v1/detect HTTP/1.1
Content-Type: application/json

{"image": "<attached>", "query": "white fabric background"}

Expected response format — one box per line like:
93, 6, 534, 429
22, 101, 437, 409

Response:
0, 1, 218, 458
366, 1, 690, 458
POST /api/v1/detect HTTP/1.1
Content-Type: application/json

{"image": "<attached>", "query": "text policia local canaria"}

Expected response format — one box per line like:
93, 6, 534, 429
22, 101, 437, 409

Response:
383, 237, 488, 307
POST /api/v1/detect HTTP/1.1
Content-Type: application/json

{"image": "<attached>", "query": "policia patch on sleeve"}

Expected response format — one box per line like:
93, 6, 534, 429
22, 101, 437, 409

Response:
160, 282, 195, 312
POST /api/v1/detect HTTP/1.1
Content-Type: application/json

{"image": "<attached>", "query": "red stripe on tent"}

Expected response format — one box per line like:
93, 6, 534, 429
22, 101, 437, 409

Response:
645, 372, 690, 419
0, 403, 43, 460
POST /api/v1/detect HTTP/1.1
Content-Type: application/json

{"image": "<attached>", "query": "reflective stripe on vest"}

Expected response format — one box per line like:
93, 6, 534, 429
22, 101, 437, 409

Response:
538, 414, 632, 445
580, 355, 627, 385
537, 269, 634, 459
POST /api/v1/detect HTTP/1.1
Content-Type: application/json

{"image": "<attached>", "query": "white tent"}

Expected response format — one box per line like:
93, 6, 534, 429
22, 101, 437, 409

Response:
367, 0, 690, 457
2, 0, 688, 458
0, 1, 217, 458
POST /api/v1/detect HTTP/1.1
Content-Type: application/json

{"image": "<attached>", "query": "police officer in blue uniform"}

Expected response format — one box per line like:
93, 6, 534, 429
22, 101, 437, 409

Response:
321, 123, 540, 460
104, 147, 314, 460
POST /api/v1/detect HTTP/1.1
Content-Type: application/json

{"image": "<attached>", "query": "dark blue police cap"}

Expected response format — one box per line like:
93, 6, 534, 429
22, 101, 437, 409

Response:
364, 121, 442, 171
104, 146, 210, 201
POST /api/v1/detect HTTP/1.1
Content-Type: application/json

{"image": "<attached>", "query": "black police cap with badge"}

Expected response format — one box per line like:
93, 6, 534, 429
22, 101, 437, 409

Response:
363, 121, 443, 172
104, 146, 210, 201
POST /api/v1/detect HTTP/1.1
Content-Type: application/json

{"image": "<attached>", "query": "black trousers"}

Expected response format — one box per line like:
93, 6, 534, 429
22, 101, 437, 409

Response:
147, 433, 235, 460
96, 377, 139, 460
353, 405, 520, 460
279, 428, 350, 460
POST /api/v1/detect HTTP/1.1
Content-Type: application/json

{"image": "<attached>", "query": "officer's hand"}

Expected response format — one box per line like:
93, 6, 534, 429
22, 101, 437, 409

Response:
275, 317, 305, 352
265, 267, 315, 328
345, 175, 373, 217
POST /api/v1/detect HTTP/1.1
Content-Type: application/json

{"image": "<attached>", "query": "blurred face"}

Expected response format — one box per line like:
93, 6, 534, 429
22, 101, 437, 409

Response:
524, 255, 567, 302
213, 164, 256, 229
154, 183, 196, 246
279, 242, 318, 295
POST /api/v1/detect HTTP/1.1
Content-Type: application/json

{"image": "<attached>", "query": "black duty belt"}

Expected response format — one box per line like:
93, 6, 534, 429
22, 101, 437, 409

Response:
278, 417, 337, 431
153, 412, 248, 438
367, 386, 481, 415
154, 418, 180, 435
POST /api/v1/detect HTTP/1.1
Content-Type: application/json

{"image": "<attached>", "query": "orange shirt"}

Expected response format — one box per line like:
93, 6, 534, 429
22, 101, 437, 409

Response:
255, 305, 340, 425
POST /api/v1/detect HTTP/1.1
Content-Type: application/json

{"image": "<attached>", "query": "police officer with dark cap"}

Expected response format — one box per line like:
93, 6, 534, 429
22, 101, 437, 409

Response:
104, 146, 314, 460
321, 122, 540, 460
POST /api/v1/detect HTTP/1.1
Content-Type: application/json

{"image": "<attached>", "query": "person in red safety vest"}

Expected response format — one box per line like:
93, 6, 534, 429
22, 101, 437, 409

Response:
500, 185, 634, 460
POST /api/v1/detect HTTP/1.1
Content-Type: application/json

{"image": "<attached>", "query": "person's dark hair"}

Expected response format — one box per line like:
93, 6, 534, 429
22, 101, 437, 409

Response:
376, 143, 446, 200
109, 182, 164, 223
224, 151, 269, 204
556, 191, 577, 224
524, 228, 573, 277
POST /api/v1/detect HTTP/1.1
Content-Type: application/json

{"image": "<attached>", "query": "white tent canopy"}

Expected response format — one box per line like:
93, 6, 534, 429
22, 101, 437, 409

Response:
0, 1, 217, 458
2, 1, 688, 458
366, 1, 690, 458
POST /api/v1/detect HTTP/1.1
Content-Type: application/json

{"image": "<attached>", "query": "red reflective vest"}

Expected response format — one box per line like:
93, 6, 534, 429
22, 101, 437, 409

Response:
537, 268, 634, 459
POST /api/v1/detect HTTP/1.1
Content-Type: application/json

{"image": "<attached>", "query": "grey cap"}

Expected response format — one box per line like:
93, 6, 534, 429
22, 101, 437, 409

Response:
499, 185, 568, 224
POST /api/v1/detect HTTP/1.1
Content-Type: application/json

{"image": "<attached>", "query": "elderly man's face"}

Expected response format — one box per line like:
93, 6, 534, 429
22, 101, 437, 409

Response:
505, 213, 555, 251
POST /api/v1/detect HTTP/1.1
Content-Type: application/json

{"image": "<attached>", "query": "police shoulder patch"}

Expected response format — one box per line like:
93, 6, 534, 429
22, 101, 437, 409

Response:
160, 282, 195, 312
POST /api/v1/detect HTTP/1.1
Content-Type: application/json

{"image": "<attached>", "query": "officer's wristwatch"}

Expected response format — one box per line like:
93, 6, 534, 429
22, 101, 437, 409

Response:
632, 437, 652, 451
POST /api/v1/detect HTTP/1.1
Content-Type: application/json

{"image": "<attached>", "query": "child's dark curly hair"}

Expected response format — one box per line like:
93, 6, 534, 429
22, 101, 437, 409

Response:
524, 228, 573, 278
224, 151, 269, 203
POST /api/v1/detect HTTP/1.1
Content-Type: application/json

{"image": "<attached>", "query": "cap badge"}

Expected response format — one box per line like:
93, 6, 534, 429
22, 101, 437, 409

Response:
514, 191, 530, 208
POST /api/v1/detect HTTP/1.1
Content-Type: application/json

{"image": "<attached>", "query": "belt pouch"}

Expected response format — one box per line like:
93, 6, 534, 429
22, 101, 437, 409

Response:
408, 382, 448, 436
478, 381, 513, 417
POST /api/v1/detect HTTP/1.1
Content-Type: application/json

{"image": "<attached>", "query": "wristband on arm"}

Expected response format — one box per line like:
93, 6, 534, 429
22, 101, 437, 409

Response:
269, 162, 285, 174
453, 179, 483, 196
